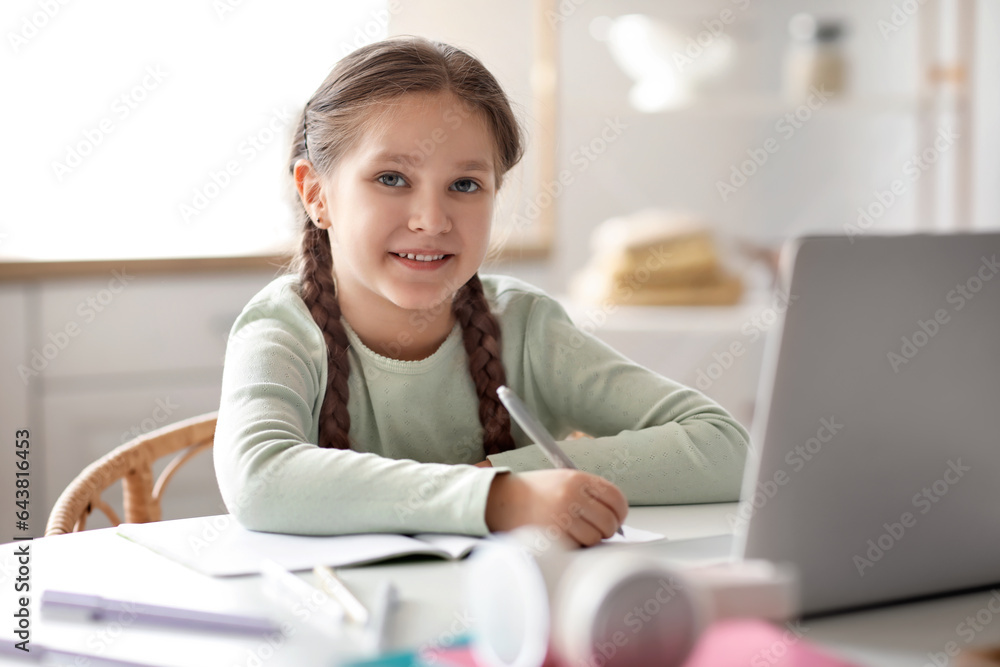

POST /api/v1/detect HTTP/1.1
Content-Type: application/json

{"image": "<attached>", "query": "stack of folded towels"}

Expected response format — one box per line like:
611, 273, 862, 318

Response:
570, 209, 743, 306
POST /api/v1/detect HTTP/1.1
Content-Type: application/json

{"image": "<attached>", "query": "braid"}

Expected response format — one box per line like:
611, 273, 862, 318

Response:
297, 225, 352, 450
453, 274, 516, 456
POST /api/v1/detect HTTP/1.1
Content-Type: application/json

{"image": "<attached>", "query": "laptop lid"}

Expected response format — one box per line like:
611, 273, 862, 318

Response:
735, 232, 1000, 615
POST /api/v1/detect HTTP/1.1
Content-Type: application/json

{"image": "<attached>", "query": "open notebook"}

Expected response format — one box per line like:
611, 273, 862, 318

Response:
117, 514, 664, 577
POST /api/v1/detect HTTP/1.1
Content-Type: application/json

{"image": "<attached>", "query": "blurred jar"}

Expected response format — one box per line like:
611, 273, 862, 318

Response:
465, 529, 706, 667
783, 14, 848, 102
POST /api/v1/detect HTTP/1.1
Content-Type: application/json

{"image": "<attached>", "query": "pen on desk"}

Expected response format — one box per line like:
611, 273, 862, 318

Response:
497, 385, 626, 537
259, 559, 344, 630
40, 589, 279, 635
1, 637, 158, 666
365, 579, 399, 654
313, 565, 370, 625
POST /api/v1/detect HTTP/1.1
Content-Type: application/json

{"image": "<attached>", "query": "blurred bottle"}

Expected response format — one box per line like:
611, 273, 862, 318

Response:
783, 13, 848, 103
465, 528, 797, 667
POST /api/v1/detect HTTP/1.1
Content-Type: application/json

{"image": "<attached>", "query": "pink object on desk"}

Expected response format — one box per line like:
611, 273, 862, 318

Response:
682, 619, 860, 667
428, 645, 484, 666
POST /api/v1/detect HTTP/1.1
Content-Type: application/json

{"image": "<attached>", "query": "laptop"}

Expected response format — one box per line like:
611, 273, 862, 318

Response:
650, 232, 1000, 616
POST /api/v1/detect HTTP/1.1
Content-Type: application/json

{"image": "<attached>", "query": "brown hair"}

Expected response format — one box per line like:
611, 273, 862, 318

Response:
288, 36, 523, 456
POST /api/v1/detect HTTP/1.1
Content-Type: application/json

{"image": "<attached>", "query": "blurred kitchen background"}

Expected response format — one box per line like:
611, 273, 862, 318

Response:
2, 0, 997, 533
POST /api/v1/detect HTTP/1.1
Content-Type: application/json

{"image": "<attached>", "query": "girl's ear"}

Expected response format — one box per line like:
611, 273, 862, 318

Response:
293, 158, 331, 229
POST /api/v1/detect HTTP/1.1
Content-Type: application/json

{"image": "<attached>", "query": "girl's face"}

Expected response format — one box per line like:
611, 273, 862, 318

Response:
311, 93, 497, 317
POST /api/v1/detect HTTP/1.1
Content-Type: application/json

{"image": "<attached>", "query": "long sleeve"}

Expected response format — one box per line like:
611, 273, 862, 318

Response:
485, 289, 749, 504
213, 277, 507, 536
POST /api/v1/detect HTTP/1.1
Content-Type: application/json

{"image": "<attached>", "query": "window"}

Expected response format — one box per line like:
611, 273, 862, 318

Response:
2, 0, 388, 260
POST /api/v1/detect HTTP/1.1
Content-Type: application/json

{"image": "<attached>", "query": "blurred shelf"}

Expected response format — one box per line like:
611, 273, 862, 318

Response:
566, 91, 966, 120
0, 253, 293, 282
663, 93, 936, 117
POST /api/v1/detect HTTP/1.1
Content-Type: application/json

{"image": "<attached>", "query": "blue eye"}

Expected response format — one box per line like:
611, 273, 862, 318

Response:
378, 173, 407, 187
452, 179, 480, 193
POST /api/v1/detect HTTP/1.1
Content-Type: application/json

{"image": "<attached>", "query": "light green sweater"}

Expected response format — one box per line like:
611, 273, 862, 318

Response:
214, 274, 749, 536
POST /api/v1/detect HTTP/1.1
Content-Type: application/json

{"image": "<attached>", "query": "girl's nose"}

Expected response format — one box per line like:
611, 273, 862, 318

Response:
408, 191, 452, 235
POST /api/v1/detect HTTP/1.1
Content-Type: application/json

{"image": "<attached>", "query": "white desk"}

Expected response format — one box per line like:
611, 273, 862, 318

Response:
3, 505, 999, 666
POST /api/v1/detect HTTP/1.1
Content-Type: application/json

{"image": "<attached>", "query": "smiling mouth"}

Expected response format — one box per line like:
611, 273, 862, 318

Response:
390, 252, 451, 262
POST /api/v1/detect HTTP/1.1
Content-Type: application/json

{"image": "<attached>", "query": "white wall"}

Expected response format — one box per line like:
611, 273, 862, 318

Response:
974, 0, 1000, 230
392, 0, 999, 294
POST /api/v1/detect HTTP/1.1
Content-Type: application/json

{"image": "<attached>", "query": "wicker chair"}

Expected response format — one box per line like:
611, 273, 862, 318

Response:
45, 412, 218, 537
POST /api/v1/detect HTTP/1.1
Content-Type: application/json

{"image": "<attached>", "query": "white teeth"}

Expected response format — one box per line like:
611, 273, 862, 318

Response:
397, 253, 446, 261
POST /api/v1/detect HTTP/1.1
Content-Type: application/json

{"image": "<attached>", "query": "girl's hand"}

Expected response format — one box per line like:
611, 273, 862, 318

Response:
484, 470, 627, 548
474, 460, 492, 468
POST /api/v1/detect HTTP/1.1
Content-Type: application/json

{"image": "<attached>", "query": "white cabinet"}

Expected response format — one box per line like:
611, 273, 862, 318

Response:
3, 266, 281, 536
35, 271, 270, 378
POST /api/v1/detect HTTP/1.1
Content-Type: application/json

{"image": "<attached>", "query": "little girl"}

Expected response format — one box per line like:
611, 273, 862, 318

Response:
214, 36, 749, 548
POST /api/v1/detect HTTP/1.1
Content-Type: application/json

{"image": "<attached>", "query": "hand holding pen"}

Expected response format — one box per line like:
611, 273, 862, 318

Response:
484, 386, 628, 547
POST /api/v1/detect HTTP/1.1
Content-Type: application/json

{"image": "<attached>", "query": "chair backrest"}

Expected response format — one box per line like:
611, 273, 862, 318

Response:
45, 412, 218, 536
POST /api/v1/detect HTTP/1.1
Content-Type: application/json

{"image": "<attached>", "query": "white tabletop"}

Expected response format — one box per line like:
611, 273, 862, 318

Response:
3, 504, 999, 666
